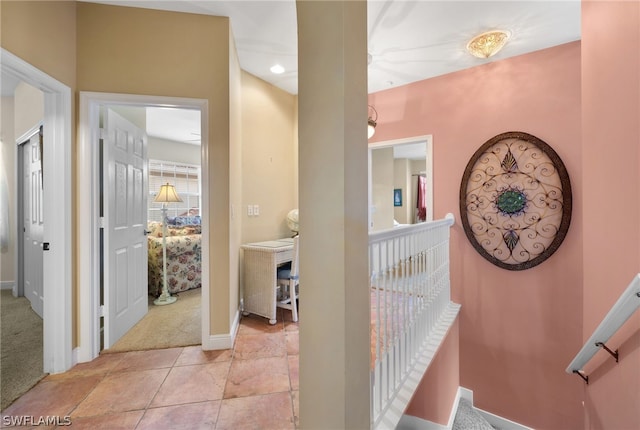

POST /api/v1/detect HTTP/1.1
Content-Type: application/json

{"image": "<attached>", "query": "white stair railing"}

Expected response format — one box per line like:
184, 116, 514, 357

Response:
369, 214, 459, 429
566, 273, 640, 384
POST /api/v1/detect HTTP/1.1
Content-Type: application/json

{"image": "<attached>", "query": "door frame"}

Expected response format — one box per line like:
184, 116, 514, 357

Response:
1, 48, 73, 374
368, 135, 434, 229
77, 92, 209, 361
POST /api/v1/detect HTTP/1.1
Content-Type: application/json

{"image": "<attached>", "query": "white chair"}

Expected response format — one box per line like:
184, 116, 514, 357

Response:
277, 235, 299, 322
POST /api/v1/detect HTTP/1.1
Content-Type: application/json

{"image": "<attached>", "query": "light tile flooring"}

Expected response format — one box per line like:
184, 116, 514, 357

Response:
1, 309, 299, 429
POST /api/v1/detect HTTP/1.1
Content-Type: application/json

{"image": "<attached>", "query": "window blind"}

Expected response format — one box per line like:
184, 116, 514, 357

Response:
148, 160, 201, 222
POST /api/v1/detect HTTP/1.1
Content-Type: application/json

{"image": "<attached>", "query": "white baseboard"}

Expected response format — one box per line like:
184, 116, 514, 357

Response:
0, 281, 15, 290
397, 414, 447, 430
72, 347, 80, 370
459, 386, 474, 403
201, 308, 240, 350
398, 387, 532, 430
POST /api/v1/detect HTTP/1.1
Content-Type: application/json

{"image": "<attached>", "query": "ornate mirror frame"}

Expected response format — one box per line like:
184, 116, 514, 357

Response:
459, 131, 572, 270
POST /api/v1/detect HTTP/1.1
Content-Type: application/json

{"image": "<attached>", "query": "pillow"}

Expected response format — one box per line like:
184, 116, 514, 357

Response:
166, 215, 201, 226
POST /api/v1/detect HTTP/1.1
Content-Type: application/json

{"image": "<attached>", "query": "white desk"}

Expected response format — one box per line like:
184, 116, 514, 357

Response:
241, 238, 294, 324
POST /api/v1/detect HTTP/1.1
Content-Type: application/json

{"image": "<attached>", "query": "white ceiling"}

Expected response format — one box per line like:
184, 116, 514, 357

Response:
87, 0, 580, 144
393, 141, 426, 160
146, 107, 201, 144
84, 0, 581, 95
3, 1, 581, 144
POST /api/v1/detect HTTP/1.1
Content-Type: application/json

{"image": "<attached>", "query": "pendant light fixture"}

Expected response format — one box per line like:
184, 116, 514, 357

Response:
368, 105, 378, 139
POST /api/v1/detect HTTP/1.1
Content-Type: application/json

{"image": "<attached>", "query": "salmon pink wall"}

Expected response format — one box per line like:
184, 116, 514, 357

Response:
582, 1, 640, 429
405, 319, 460, 425
370, 42, 583, 429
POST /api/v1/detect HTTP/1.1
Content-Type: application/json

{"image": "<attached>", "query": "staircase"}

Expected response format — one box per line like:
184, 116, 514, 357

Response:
453, 398, 496, 430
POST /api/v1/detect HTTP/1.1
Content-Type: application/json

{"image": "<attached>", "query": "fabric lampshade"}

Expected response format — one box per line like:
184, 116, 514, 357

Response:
154, 183, 183, 203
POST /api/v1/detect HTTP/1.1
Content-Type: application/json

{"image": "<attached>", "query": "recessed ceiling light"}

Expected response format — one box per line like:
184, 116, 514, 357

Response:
466, 30, 511, 59
270, 64, 285, 74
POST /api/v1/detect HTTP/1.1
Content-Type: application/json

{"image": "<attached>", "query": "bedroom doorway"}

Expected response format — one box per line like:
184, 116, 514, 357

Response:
101, 105, 203, 353
1, 48, 73, 375
77, 92, 209, 362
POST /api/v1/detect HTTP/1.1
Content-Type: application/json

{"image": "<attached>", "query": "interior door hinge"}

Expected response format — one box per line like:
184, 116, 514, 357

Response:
99, 305, 105, 318
99, 217, 105, 229
99, 128, 107, 140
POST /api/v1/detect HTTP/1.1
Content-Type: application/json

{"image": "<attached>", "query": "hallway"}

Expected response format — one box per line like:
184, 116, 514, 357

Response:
1, 310, 299, 429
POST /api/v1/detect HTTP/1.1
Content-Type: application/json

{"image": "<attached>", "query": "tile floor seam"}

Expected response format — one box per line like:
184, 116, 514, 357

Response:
143, 364, 175, 416
220, 342, 237, 403
60, 372, 111, 419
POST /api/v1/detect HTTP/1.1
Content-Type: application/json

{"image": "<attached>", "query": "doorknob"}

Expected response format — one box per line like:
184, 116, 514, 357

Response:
143, 229, 151, 236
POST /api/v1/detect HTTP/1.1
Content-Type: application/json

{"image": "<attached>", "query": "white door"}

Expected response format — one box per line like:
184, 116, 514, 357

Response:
103, 109, 148, 348
21, 129, 44, 318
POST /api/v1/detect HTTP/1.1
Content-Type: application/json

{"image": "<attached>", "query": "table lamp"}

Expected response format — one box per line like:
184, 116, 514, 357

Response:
154, 182, 182, 305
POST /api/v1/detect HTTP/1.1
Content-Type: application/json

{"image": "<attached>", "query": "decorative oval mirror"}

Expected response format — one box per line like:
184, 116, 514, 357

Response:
460, 131, 572, 270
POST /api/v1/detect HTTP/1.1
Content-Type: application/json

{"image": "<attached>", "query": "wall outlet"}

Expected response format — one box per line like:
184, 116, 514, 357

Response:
247, 205, 254, 216
253, 205, 260, 216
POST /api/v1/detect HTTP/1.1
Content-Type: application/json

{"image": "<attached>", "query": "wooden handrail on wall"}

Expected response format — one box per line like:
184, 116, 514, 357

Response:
566, 273, 640, 384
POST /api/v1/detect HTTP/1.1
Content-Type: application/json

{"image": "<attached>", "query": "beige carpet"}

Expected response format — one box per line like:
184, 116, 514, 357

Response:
105, 288, 201, 353
0, 290, 46, 411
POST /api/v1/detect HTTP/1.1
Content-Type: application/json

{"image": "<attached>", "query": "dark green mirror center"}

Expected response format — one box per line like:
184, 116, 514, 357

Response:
496, 189, 526, 215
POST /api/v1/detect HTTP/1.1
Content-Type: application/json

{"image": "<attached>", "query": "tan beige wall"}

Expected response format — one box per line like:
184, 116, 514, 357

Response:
0, 1, 76, 87
240, 71, 297, 243
371, 147, 394, 231
14, 82, 44, 140
0, 97, 16, 284
76, 2, 234, 335
297, 1, 370, 425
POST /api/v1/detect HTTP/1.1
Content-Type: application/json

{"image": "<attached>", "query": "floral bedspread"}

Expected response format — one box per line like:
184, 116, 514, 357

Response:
147, 221, 202, 296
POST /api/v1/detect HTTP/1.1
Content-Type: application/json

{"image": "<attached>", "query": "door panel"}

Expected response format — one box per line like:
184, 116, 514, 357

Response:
103, 109, 148, 348
21, 130, 44, 318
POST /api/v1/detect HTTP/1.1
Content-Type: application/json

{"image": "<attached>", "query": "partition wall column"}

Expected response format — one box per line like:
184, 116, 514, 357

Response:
296, 0, 370, 428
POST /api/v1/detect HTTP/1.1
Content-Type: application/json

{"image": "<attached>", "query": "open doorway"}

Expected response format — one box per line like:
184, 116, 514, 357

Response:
101, 105, 203, 353
77, 92, 209, 363
368, 135, 433, 231
0, 49, 73, 379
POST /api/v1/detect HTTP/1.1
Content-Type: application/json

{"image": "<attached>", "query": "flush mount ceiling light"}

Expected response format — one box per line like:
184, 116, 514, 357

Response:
368, 105, 378, 139
270, 64, 285, 74
466, 30, 511, 59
